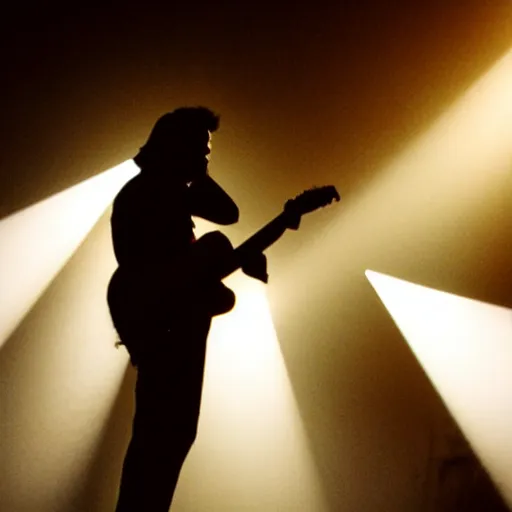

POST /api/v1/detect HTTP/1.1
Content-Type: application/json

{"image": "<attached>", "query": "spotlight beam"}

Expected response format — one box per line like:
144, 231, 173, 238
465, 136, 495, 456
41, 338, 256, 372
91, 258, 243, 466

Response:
0, 161, 138, 348
366, 269, 512, 507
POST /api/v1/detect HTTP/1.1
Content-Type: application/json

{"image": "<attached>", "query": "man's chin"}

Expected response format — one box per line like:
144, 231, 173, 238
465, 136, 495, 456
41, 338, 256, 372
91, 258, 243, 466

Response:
190, 165, 209, 181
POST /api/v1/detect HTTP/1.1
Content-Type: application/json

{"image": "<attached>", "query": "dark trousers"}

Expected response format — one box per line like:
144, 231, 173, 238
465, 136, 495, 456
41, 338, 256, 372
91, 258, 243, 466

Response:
115, 315, 212, 512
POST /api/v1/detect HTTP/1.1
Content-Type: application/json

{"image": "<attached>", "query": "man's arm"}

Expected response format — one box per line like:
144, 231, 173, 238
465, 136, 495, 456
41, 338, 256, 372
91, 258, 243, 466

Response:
188, 175, 239, 225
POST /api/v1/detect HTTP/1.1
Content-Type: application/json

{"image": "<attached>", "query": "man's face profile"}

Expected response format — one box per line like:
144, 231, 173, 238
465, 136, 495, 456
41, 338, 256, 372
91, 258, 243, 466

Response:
175, 129, 212, 183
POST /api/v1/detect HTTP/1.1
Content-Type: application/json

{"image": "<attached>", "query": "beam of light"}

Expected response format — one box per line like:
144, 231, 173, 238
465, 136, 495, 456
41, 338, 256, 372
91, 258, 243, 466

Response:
0, 213, 130, 512
274, 50, 512, 317
0, 160, 139, 349
366, 269, 512, 507
173, 265, 329, 511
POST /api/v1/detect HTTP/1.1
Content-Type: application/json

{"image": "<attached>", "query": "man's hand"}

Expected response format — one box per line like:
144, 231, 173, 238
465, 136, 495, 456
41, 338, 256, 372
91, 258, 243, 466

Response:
188, 175, 239, 225
241, 252, 268, 283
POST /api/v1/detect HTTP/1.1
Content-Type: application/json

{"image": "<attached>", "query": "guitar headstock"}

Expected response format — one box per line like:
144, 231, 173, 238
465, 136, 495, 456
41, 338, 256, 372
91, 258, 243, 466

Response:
286, 185, 340, 214
283, 185, 340, 229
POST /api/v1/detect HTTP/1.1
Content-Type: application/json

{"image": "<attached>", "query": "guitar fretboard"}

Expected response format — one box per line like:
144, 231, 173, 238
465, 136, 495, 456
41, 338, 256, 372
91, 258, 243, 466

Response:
219, 212, 289, 279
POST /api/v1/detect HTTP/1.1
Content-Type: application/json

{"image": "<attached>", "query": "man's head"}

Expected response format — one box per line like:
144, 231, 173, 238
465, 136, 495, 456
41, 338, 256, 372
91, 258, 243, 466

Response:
135, 106, 220, 183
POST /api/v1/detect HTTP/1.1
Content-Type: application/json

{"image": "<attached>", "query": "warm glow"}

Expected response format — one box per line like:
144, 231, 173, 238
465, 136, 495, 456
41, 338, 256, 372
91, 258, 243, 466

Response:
173, 268, 328, 511
0, 161, 139, 348
0, 212, 129, 510
275, 50, 512, 312
366, 269, 512, 507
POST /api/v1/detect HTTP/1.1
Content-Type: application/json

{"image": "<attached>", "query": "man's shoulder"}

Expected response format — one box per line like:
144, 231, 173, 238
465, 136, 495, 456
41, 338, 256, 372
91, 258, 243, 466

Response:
113, 175, 148, 208
112, 174, 187, 214
116, 174, 142, 196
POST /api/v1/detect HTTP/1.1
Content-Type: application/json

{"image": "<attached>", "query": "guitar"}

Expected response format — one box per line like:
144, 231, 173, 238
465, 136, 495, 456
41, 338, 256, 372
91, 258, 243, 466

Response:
189, 185, 340, 284
107, 185, 340, 339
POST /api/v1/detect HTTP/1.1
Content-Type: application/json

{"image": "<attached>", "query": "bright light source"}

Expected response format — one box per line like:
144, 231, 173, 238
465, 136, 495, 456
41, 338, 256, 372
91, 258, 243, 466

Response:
173, 270, 328, 511
0, 160, 139, 348
366, 269, 512, 507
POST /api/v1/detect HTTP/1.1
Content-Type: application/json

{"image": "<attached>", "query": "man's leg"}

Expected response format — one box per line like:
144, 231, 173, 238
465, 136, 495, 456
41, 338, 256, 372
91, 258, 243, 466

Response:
115, 318, 211, 511
115, 408, 194, 511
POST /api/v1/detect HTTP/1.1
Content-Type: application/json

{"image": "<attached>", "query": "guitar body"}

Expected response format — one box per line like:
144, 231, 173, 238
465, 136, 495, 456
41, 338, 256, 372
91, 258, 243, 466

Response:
187, 230, 236, 281
107, 230, 237, 347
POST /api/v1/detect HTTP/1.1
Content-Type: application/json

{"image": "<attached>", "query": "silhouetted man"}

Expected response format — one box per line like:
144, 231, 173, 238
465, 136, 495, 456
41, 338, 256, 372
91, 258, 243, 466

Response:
107, 107, 266, 511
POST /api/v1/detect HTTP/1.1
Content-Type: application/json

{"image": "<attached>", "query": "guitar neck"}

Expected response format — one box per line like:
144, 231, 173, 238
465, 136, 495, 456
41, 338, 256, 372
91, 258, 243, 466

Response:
215, 184, 340, 280
220, 212, 289, 279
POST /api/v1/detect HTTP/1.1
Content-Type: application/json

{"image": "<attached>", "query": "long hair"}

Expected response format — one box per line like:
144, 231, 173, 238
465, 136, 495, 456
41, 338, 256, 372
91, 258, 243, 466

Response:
134, 106, 220, 169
